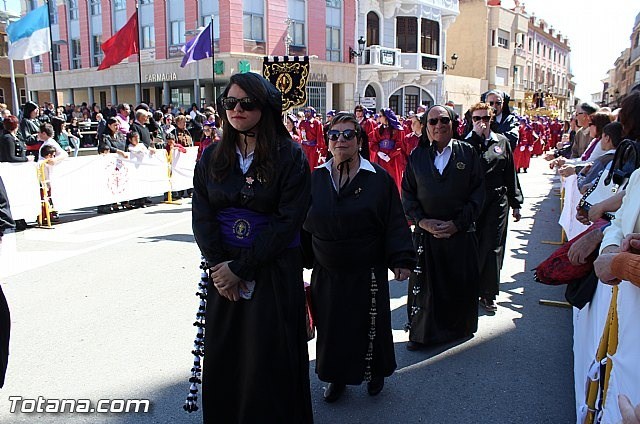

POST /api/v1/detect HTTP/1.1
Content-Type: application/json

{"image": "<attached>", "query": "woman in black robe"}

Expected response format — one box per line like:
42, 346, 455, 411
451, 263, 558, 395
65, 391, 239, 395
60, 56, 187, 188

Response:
402, 105, 485, 350
192, 73, 313, 424
304, 113, 415, 402
465, 102, 523, 312
0, 175, 14, 388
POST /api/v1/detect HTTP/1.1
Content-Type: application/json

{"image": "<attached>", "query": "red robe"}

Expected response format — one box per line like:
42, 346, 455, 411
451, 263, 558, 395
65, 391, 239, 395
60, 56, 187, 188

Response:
531, 122, 544, 156
514, 125, 533, 171
369, 125, 405, 192
403, 132, 420, 160
298, 118, 326, 170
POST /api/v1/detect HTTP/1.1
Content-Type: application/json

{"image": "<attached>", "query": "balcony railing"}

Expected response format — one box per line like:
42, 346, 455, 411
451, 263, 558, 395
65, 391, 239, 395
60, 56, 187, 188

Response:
363, 45, 402, 68
514, 47, 527, 58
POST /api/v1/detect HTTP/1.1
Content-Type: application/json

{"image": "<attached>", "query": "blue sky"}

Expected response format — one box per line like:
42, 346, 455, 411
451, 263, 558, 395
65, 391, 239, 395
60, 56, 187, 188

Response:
5, 0, 637, 100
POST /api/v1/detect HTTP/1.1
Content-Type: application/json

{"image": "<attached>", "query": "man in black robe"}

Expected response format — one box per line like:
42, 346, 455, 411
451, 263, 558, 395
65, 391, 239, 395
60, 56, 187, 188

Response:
466, 102, 523, 312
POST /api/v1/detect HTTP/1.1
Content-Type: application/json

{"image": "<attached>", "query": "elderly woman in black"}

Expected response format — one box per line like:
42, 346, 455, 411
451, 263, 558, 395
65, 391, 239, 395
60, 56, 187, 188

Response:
402, 105, 485, 350
192, 72, 312, 423
0, 116, 27, 163
304, 112, 414, 403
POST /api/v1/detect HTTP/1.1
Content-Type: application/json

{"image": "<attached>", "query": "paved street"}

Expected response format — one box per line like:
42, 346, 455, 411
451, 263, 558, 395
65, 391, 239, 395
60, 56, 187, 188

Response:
0, 156, 575, 424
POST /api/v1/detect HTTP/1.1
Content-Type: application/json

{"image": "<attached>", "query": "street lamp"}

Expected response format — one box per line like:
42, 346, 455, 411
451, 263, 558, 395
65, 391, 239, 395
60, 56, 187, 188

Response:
185, 27, 205, 107
443, 53, 458, 71
349, 36, 366, 106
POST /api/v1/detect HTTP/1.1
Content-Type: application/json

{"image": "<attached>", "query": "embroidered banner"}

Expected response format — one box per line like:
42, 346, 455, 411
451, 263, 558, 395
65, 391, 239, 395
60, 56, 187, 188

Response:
262, 56, 310, 111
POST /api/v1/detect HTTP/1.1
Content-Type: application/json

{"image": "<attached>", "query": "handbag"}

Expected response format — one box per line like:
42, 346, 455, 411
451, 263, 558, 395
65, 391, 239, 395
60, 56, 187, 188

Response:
579, 139, 640, 219
534, 219, 609, 286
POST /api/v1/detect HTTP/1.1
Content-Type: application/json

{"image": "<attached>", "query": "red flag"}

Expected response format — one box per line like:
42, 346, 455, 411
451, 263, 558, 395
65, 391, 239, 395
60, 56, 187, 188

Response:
487, 0, 501, 5
97, 12, 139, 71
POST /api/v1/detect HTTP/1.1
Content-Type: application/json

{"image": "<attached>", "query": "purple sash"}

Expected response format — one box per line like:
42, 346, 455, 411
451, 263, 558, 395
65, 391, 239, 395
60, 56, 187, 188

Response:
217, 207, 300, 249
378, 138, 395, 150
301, 140, 317, 147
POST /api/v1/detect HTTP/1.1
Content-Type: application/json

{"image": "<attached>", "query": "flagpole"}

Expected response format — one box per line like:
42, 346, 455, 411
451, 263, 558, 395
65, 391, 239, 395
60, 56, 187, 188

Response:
211, 15, 215, 104
136, 1, 142, 104
45, 0, 58, 109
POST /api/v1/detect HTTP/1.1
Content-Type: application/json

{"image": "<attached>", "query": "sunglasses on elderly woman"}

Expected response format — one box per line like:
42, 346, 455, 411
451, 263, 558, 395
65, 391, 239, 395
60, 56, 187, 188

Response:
488, 100, 502, 106
472, 116, 491, 122
427, 117, 451, 126
327, 129, 358, 141
221, 97, 257, 111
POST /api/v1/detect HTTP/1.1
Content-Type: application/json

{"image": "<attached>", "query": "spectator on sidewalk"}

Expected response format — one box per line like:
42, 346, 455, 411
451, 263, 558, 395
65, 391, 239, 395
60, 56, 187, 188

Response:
37, 123, 68, 164
0, 116, 27, 163
19, 101, 42, 160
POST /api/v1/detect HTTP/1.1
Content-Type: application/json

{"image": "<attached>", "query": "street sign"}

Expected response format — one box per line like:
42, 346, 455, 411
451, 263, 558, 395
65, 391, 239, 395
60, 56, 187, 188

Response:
361, 97, 376, 109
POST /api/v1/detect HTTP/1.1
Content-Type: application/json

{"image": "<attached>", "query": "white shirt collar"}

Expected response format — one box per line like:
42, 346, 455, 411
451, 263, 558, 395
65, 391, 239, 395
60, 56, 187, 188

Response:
316, 155, 376, 173
435, 139, 454, 156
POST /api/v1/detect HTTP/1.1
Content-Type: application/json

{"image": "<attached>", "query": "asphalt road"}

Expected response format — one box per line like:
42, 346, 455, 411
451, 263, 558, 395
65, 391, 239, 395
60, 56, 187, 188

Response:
0, 157, 575, 424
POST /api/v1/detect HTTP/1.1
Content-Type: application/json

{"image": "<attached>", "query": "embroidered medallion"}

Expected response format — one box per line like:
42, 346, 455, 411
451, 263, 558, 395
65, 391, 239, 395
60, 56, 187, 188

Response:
456, 161, 466, 170
494, 145, 503, 154
233, 219, 251, 239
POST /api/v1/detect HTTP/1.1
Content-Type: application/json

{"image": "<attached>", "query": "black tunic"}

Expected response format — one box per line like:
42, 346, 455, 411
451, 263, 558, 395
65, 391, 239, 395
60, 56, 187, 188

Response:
192, 140, 313, 424
0, 175, 13, 388
467, 132, 523, 300
303, 161, 415, 384
0, 133, 28, 163
402, 140, 485, 346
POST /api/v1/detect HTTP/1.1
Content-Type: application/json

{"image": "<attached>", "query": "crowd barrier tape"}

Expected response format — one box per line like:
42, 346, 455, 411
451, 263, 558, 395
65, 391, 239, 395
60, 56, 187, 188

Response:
0, 147, 197, 219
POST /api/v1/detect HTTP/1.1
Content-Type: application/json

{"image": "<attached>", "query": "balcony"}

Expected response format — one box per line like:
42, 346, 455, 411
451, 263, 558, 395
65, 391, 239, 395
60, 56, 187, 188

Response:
362, 45, 402, 69
514, 47, 527, 58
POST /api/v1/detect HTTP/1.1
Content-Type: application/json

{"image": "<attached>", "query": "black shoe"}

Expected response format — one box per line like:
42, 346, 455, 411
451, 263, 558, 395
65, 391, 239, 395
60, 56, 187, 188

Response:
367, 376, 384, 396
406, 341, 424, 351
323, 383, 345, 403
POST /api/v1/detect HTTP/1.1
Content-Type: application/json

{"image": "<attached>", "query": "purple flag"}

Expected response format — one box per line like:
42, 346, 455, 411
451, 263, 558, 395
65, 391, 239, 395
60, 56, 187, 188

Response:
180, 22, 213, 68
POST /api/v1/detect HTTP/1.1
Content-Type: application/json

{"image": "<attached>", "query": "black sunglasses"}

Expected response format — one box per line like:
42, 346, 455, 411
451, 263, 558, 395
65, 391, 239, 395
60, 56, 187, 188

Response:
472, 116, 491, 122
327, 129, 357, 141
221, 97, 257, 111
488, 101, 502, 106
427, 117, 451, 126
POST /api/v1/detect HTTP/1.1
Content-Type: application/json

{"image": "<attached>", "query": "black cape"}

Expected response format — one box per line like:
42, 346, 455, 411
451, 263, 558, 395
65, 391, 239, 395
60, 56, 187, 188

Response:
192, 141, 313, 424
467, 132, 523, 300
303, 161, 415, 384
402, 140, 485, 346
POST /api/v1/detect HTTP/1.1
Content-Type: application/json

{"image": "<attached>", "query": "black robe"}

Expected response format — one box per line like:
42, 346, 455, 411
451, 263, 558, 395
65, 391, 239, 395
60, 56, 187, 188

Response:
467, 132, 523, 301
303, 161, 415, 384
402, 140, 485, 346
192, 140, 313, 424
0, 175, 13, 388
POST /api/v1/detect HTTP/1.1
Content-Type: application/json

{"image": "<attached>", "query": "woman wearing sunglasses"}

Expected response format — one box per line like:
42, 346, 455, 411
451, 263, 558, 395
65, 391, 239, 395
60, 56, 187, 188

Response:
192, 72, 312, 423
402, 105, 485, 350
304, 112, 414, 403
465, 102, 523, 313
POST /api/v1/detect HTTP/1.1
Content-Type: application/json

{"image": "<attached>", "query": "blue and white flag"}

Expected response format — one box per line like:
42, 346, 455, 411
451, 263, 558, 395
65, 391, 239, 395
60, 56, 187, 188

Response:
6, 5, 51, 60
180, 22, 213, 68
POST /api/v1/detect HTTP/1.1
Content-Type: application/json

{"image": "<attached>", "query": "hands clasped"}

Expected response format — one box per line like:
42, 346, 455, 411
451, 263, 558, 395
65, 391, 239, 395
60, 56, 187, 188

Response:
419, 219, 458, 239
210, 261, 247, 302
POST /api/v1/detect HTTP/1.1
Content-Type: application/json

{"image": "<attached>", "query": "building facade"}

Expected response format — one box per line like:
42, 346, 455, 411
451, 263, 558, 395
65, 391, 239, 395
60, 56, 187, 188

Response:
22, 0, 362, 116
354, 0, 459, 115
0, 12, 27, 115
445, 0, 572, 119
603, 12, 640, 108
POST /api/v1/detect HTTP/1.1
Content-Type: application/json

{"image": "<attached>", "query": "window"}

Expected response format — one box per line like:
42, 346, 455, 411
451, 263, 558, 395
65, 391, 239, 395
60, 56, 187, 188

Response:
421, 19, 439, 55
543, 45, 546, 57
0, 89, 5, 104
170, 88, 192, 108
71, 39, 81, 69
0, 34, 7, 57
366, 12, 379, 46
92, 35, 103, 67
497, 29, 509, 49
142, 25, 155, 49
528, 37, 532, 51
305, 81, 327, 117
325, 0, 341, 61
31, 56, 43, 73
202, 15, 220, 40
114, 0, 126, 10
635, 32, 639, 48
49, 2, 58, 24
243, 0, 264, 41
170, 20, 185, 46
495, 66, 508, 86
52, 44, 61, 71
20, 89, 27, 106
536, 41, 540, 54
397, 17, 417, 53
405, 94, 418, 114
90, 0, 101, 15
68, 0, 78, 20
140, 0, 153, 3
288, 0, 305, 46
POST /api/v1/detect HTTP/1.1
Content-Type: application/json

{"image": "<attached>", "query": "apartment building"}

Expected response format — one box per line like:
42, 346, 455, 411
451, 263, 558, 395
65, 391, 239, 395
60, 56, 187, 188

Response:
0, 11, 27, 114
